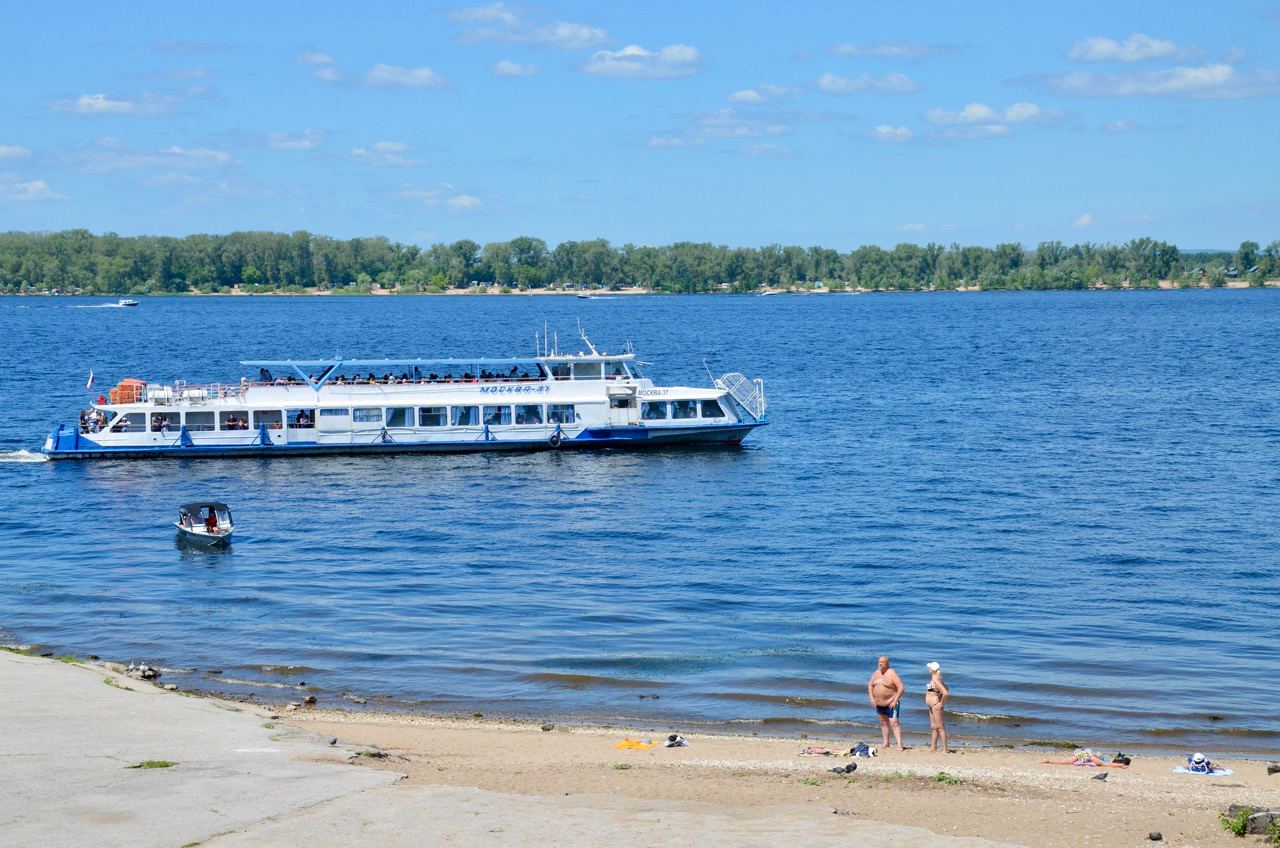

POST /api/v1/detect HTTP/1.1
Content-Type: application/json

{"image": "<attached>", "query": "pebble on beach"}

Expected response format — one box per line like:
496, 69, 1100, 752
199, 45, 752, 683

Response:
1148, 833, 1162, 841
541, 723, 555, 732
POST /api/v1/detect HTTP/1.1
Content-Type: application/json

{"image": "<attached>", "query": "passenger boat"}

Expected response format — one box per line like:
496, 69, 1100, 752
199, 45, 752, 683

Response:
43, 333, 767, 460
117, 298, 140, 307
175, 501, 234, 546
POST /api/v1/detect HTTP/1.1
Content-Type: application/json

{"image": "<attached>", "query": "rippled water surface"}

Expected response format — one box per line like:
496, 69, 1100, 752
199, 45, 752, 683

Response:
2, 292, 1278, 753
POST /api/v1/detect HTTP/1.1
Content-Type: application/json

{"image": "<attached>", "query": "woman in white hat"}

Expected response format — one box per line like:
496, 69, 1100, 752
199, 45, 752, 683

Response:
925, 661, 950, 753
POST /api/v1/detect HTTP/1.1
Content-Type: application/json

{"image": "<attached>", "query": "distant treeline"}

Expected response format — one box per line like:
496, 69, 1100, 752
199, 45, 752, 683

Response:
1, 229, 1277, 295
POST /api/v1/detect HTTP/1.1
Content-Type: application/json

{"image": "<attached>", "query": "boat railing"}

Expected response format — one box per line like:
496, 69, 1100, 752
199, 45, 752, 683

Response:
143, 381, 246, 405
715, 372, 767, 420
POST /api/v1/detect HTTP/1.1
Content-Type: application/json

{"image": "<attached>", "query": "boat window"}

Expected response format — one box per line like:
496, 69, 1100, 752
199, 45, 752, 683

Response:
385, 407, 413, 428
641, 401, 668, 420
451, 406, 479, 426
253, 410, 284, 430
111, 412, 146, 433
286, 409, 315, 429
572, 362, 603, 380
700, 399, 725, 418
547, 404, 577, 424
550, 362, 571, 380
317, 408, 350, 431
149, 411, 181, 432
418, 406, 447, 427
609, 397, 636, 409
606, 362, 629, 380
514, 404, 543, 425
672, 400, 698, 419
218, 410, 251, 430
483, 405, 511, 426
184, 411, 215, 431
353, 407, 383, 424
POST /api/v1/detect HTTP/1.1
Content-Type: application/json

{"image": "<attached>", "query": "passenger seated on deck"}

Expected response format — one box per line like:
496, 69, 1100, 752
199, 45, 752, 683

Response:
259, 368, 272, 383
295, 410, 311, 428
204, 510, 218, 533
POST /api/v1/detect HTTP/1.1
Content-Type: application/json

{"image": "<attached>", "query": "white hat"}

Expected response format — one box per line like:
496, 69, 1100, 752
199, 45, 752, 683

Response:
926, 661, 941, 672
1192, 752, 1205, 763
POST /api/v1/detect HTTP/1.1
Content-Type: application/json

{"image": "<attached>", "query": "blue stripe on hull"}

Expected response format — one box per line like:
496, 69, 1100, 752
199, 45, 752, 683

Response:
43, 422, 765, 460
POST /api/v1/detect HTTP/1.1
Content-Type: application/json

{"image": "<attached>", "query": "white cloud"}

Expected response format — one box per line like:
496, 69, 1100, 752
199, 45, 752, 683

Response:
728, 89, 766, 104
164, 146, 231, 164
447, 194, 484, 210
0, 178, 65, 202
526, 22, 607, 50
900, 223, 926, 232
829, 40, 954, 59
727, 83, 795, 104
1044, 63, 1279, 98
0, 145, 32, 159
1066, 34, 1185, 63
1074, 213, 1094, 228
817, 72, 917, 94
53, 93, 140, 115
64, 140, 237, 172
868, 125, 913, 142
492, 59, 537, 77
448, 2, 519, 25
296, 52, 335, 65
1121, 212, 1153, 224
1223, 45, 1247, 64
450, 4, 607, 50
313, 67, 341, 82
1101, 119, 1143, 133
743, 143, 792, 157
582, 44, 701, 79
925, 102, 1044, 124
268, 130, 326, 150
351, 141, 427, 166
364, 64, 446, 88
646, 136, 701, 149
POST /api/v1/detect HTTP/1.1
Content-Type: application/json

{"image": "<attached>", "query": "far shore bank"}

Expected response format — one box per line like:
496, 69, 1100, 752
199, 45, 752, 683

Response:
6, 280, 1280, 298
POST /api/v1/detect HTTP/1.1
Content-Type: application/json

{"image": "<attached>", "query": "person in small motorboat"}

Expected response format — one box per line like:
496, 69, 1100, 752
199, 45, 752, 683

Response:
204, 509, 219, 533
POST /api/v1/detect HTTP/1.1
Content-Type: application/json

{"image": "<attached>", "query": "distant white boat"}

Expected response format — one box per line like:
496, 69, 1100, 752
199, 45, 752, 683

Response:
576, 293, 597, 300
175, 501, 234, 546
118, 299, 139, 307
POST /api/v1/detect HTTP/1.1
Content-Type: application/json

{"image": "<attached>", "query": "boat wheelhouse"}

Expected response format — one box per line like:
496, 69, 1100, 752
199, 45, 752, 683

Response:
44, 339, 767, 459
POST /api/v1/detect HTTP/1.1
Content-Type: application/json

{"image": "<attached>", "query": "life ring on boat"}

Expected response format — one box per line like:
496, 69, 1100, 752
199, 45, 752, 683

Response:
548, 431, 563, 449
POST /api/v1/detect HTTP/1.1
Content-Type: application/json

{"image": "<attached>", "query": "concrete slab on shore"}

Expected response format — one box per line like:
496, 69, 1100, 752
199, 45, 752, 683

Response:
203, 784, 1020, 848
0, 651, 399, 848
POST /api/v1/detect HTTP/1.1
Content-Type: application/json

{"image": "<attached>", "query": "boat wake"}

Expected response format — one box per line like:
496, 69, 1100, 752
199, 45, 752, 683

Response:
0, 450, 49, 463
68, 304, 126, 308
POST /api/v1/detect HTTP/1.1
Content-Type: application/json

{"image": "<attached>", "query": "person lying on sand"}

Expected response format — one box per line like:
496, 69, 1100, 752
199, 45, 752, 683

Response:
1041, 748, 1128, 768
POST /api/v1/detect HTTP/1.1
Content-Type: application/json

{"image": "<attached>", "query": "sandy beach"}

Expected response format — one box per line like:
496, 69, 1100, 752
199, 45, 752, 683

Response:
4, 651, 1280, 847
289, 709, 1280, 848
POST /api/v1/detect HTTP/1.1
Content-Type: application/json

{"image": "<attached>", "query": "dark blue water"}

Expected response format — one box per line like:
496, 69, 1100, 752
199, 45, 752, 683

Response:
2, 292, 1278, 754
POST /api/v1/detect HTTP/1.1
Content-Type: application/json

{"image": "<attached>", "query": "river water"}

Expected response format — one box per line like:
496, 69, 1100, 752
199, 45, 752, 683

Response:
2, 291, 1278, 754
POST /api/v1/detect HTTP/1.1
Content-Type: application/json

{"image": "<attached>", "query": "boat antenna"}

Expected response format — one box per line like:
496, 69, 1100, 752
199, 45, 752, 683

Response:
576, 319, 599, 356
702, 358, 716, 385
553, 331, 558, 356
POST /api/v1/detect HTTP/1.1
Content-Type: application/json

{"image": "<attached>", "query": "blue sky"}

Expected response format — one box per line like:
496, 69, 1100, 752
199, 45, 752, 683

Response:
2, 1, 1277, 250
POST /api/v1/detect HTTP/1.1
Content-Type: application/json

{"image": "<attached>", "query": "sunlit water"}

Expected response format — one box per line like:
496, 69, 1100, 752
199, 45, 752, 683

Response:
2, 291, 1278, 754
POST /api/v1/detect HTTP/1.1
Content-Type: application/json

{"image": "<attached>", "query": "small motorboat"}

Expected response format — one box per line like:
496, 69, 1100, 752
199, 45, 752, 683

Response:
576, 292, 596, 299
175, 501, 234, 546
118, 299, 140, 307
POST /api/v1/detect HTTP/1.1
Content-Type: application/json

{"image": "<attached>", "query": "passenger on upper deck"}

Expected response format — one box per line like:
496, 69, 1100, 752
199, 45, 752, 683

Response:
259, 368, 272, 383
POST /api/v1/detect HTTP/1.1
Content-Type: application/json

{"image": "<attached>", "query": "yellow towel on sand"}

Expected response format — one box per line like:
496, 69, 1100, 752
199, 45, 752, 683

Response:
614, 738, 658, 750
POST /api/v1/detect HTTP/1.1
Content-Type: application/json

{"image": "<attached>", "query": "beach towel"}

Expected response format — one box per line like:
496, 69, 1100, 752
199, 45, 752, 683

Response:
614, 738, 658, 750
1171, 766, 1233, 776
800, 746, 839, 756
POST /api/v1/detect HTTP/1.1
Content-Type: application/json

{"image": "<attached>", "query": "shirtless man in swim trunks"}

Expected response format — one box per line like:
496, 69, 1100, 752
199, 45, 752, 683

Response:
868, 655, 905, 751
